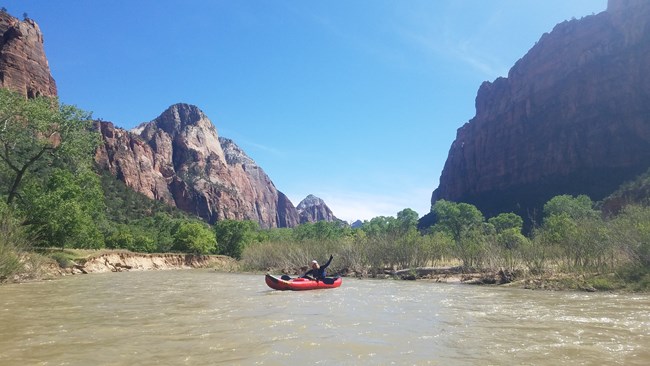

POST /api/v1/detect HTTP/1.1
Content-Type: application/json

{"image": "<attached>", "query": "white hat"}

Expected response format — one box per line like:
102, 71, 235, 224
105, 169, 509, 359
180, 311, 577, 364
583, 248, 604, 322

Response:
311, 260, 318, 265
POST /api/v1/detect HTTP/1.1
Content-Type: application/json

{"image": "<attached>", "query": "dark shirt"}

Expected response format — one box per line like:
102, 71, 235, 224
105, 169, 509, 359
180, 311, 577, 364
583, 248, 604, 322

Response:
302, 256, 333, 280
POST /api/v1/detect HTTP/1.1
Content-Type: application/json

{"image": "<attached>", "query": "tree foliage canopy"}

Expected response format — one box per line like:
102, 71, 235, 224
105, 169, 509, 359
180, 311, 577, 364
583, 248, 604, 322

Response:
214, 219, 260, 259
543, 194, 598, 221
432, 200, 485, 242
488, 212, 523, 234
0, 89, 98, 205
24, 168, 105, 249
173, 221, 216, 254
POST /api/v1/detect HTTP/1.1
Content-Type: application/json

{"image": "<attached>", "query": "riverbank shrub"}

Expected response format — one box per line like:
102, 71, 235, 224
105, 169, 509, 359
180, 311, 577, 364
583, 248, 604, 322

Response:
24, 168, 106, 250
0, 202, 29, 281
214, 219, 261, 259
105, 226, 157, 253
172, 221, 217, 254
608, 205, 650, 268
47, 250, 77, 269
618, 266, 650, 291
239, 194, 649, 291
241, 216, 455, 277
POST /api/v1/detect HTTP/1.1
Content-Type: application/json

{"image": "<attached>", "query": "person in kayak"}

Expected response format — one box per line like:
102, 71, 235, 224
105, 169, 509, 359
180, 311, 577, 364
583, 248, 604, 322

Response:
302, 255, 333, 281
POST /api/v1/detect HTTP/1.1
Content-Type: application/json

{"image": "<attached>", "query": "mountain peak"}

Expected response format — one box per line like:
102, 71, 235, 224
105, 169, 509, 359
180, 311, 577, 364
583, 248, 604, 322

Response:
133, 103, 212, 135
296, 194, 337, 224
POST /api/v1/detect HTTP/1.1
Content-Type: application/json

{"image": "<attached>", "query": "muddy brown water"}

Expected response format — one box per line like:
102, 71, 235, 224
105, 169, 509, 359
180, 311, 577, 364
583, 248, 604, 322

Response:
1, 271, 648, 365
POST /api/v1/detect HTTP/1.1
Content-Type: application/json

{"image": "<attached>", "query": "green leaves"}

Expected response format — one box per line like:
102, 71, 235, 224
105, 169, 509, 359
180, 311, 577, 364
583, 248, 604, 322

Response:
173, 221, 216, 254
0, 88, 98, 204
488, 213, 523, 234
24, 169, 105, 249
543, 194, 597, 221
214, 219, 259, 259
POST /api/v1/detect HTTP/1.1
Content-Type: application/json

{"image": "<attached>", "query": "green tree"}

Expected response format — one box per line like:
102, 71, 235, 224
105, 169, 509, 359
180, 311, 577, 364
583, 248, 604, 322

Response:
105, 229, 136, 250
542, 195, 605, 269
543, 194, 598, 221
432, 200, 484, 242
151, 212, 180, 252
361, 216, 397, 237
172, 221, 216, 254
260, 227, 293, 242
488, 212, 523, 234
0, 89, 98, 205
432, 200, 486, 267
24, 169, 105, 249
541, 213, 577, 246
609, 205, 650, 268
292, 221, 347, 241
105, 225, 157, 253
396, 208, 419, 231
214, 219, 259, 259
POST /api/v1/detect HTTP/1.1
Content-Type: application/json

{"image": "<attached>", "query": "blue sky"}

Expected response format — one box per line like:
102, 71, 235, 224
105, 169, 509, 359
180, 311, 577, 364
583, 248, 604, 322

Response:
6, 0, 607, 222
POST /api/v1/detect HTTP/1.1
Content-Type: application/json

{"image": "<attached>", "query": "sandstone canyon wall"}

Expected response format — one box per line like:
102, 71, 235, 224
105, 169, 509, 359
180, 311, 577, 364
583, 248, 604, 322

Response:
0, 11, 332, 229
95, 103, 300, 228
431, 0, 650, 222
0, 11, 56, 98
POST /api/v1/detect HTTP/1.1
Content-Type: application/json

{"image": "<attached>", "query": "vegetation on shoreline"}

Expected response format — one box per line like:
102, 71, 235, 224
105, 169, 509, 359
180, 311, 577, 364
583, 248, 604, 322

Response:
239, 198, 650, 292
0, 89, 649, 292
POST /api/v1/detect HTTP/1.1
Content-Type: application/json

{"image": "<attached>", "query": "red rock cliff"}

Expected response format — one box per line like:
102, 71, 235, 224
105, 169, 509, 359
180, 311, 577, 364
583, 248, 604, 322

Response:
95, 103, 300, 228
431, 0, 650, 221
0, 11, 56, 97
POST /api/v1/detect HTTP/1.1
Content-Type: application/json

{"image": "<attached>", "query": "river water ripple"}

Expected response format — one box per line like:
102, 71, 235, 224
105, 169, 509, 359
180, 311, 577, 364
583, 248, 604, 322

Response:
1, 271, 648, 365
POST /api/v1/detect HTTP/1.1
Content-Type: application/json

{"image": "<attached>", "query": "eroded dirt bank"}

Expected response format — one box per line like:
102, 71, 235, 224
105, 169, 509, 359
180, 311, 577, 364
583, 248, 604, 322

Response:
54, 252, 238, 276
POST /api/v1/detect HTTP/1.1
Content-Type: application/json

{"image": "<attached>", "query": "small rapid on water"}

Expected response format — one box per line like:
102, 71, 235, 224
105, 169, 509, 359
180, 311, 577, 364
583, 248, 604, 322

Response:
1, 271, 648, 365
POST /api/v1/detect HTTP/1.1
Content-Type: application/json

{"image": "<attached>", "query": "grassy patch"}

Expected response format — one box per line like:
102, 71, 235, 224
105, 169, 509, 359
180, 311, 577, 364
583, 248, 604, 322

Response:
46, 250, 78, 268
38, 248, 114, 268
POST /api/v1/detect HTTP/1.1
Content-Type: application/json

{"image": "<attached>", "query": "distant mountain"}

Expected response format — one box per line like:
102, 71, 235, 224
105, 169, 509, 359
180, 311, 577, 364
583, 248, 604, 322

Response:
95, 103, 300, 228
350, 220, 363, 229
296, 194, 338, 224
431, 0, 650, 223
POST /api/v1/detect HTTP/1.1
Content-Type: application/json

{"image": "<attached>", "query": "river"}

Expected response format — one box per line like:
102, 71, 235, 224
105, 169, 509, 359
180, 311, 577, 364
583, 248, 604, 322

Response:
1, 271, 648, 365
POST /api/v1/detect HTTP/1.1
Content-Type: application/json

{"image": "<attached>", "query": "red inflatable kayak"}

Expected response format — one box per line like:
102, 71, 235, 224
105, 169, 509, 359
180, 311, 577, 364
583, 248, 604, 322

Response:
265, 274, 342, 291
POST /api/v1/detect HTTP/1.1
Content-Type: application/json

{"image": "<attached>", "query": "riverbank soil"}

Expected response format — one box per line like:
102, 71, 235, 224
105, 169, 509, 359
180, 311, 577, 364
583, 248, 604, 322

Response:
390, 266, 647, 292
4, 249, 239, 283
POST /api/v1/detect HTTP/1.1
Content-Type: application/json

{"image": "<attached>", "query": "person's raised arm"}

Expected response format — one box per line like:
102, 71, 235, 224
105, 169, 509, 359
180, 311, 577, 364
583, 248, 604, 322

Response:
322, 255, 333, 269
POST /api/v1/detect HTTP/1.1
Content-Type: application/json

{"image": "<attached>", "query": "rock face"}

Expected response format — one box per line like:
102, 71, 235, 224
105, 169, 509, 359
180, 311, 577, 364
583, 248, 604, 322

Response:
0, 11, 332, 230
95, 103, 300, 228
296, 194, 338, 224
0, 12, 56, 97
431, 0, 650, 222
